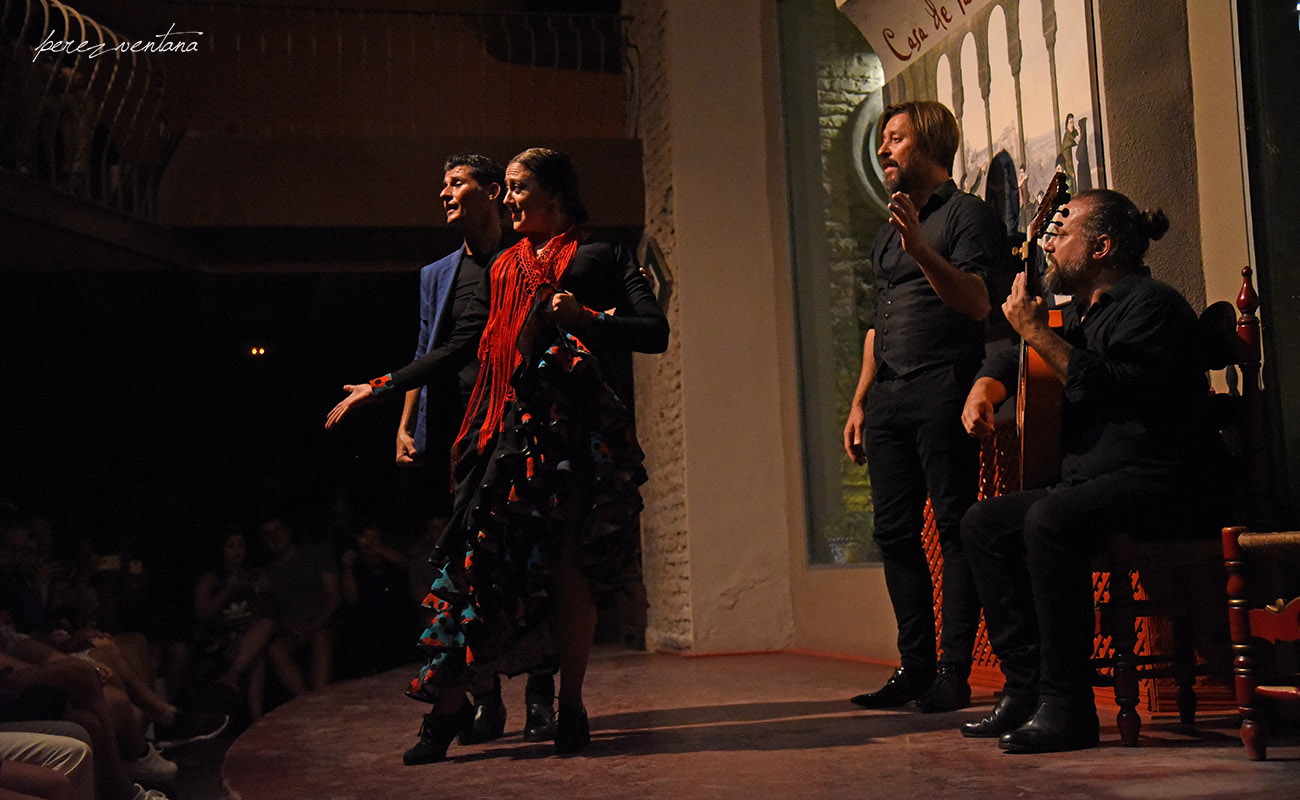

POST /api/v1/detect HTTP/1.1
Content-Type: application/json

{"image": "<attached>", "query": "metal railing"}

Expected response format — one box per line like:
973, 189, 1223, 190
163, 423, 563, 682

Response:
164, 2, 632, 139
1, 0, 188, 219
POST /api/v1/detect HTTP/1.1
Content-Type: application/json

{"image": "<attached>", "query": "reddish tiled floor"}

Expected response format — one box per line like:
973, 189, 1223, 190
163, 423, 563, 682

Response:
223, 649, 1300, 800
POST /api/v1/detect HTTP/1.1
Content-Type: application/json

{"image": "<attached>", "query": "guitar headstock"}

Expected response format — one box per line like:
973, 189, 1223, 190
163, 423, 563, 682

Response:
1020, 170, 1070, 296
1028, 170, 1070, 242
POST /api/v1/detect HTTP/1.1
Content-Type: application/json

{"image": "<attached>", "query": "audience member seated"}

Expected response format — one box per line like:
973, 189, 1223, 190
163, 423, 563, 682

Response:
193, 527, 274, 723
259, 515, 339, 698
88, 523, 197, 705
0, 753, 75, 800
0, 723, 90, 800
2, 627, 170, 800
1, 506, 222, 782
335, 521, 419, 678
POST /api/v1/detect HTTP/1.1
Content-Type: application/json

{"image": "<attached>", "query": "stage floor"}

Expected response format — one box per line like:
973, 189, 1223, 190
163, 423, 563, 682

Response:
222, 648, 1300, 799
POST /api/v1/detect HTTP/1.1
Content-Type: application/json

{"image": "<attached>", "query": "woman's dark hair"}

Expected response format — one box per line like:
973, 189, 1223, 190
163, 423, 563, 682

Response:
509, 147, 589, 225
1075, 188, 1169, 269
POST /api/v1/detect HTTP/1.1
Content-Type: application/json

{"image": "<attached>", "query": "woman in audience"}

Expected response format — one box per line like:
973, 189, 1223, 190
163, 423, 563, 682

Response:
194, 528, 273, 722
327, 147, 667, 763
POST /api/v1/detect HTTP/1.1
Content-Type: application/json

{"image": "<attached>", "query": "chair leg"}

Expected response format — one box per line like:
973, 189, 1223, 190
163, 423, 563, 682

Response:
1224, 527, 1267, 760
1171, 615, 1198, 726
1110, 570, 1141, 746
1241, 716, 1267, 761
1234, 648, 1268, 760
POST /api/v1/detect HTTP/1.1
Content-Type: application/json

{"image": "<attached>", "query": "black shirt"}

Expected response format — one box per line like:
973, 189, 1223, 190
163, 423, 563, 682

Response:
869, 180, 1008, 377
978, 271, 1218, 485
446, 247, 494, 401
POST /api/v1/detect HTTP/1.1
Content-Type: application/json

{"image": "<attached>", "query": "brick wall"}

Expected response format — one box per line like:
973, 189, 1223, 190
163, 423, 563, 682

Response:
625, 0, 692, 651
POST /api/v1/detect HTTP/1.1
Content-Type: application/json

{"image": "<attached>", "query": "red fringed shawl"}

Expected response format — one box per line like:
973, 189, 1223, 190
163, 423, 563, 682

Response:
455, 230, 581, 453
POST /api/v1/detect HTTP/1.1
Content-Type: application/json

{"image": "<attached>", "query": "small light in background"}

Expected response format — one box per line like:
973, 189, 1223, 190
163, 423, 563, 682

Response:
249, 346, 267, 356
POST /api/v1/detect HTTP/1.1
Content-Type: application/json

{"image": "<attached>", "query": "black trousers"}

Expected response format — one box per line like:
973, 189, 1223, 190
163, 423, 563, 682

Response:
864, 364, 981, 674
961, 466, 1221, 706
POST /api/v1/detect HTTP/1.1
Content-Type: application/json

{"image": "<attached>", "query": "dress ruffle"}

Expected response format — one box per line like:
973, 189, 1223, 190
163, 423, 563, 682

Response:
407, 326, 646, 700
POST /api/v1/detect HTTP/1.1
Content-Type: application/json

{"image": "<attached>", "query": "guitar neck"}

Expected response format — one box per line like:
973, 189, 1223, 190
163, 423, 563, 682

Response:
1023, 239, 1045, 298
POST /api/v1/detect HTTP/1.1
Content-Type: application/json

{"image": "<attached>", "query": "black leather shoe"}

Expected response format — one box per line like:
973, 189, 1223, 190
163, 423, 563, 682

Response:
524, 702, 556, 742
960, 693, 1037, 738
850, 667, 930, 709
999, 702, 1100, 753
460, 696, 507, 745
554, 706, 590, 754
916, 664, 972, 713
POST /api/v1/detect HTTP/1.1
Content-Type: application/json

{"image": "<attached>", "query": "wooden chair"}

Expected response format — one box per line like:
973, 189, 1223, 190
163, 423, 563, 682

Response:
1211, 263, 1300, 760
1090, 534, 1223, 746
1222, 527, 1300, 760
1086, 267, 1264, 746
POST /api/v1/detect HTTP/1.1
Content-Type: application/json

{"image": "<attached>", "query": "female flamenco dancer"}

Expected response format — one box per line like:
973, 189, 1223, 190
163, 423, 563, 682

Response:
326, 147, 668, 763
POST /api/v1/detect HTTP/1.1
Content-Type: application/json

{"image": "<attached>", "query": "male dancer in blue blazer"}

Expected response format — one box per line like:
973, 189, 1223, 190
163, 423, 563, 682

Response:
394, 153, 556, 743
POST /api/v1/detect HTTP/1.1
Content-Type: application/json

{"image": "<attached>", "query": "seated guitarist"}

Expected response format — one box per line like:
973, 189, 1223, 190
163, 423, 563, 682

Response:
957, 188, 1227, 753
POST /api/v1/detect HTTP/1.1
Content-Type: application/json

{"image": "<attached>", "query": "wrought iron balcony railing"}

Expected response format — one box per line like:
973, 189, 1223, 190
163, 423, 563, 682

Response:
1, 0, 188, 219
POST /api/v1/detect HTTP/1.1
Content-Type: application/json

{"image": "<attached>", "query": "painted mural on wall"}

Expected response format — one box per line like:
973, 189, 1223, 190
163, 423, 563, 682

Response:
850, 0, 1104, 237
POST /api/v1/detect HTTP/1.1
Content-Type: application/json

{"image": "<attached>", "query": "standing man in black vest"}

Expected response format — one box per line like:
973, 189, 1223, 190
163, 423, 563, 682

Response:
843, 100, 1008, 713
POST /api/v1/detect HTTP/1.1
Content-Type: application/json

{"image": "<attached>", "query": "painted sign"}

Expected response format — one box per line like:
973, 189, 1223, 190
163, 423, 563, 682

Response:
837, 0, 996, 83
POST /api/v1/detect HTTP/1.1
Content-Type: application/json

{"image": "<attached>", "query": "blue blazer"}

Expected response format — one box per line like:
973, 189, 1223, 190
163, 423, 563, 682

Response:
412, 245, 465, 456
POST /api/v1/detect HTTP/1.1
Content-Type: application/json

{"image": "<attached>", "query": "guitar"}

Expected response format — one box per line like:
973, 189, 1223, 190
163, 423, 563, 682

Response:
1016, 171, 1070, 489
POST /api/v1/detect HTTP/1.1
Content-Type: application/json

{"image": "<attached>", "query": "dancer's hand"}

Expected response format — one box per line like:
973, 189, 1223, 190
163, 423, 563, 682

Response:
550, 291, 589, 328
396, 429, 418, 464
326, 383, 374, 429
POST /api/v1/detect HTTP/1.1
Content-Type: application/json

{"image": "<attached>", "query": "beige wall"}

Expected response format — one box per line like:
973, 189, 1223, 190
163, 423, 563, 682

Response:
650, 0, 801, 652
1185, 1, 1253, 308
1093, 1, 1204, 304
632, 0, 899, 660
1094, 0, 1251, 309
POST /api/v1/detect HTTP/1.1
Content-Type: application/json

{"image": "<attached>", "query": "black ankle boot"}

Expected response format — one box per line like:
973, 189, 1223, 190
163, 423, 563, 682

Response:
523, 671, 557, 742
402, 704, 474, 766
554, 706, 589, 754
462, 693, 507, 745
524, 702, 557, 742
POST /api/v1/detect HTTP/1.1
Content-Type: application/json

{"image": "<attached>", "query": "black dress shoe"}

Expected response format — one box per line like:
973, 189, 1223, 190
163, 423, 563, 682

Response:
915, 664, 972, 713
850, 667, 930, 709
554, 706, 590, 754
460, 696, 507, 745
999, 702, 1100, 754
960, 693, 1037, 738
